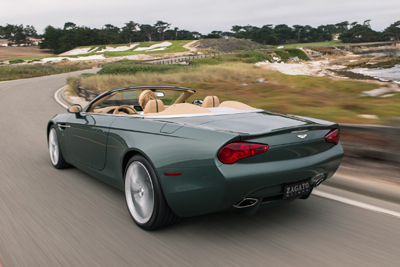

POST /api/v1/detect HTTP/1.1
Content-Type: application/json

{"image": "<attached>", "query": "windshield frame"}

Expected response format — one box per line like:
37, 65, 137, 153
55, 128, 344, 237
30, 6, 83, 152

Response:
83, 85, 196, 113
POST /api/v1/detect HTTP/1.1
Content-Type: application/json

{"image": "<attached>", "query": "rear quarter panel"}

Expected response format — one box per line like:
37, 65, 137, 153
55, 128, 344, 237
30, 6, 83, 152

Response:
103, 117, 239, 216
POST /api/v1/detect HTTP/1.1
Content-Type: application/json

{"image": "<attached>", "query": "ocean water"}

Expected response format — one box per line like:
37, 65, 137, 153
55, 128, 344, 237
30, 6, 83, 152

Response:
351, 65, 400, 83
362, 51, 400, 57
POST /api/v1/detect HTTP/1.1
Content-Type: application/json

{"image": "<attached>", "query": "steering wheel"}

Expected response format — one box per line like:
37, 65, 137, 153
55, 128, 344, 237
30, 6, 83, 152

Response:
113, 105, 138, 115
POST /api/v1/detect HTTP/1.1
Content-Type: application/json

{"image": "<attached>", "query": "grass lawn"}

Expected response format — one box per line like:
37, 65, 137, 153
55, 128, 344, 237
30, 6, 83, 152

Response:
282, 40, 343, 48
70, 62, 398, 124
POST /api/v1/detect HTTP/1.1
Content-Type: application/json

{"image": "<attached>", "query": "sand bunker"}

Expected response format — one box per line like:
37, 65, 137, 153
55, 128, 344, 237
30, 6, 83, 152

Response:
95, 44, 138, 53
133, 41, 172, 51
60, 47, 96, 56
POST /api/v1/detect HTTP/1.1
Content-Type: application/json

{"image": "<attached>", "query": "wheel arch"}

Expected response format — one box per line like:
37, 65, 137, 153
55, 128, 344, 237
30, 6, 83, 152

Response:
46, 121, 55, 142
121, 149, 155, 181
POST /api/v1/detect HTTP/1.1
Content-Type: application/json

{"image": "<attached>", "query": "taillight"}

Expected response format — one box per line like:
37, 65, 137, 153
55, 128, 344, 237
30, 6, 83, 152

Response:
218, 142, 269, 164
325, 129, 340, 145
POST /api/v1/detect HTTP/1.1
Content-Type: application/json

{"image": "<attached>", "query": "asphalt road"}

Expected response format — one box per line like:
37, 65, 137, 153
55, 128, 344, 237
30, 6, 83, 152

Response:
1, 71, 400, 267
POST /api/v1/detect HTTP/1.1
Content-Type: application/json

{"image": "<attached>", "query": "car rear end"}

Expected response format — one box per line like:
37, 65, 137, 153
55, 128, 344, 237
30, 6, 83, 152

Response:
157, 111, 344, 217
216, 125, 343, 214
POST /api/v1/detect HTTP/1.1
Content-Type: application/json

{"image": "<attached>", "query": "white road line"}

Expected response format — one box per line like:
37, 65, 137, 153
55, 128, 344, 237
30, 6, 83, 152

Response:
54, 86, 69, 109
313, 189, 400, 219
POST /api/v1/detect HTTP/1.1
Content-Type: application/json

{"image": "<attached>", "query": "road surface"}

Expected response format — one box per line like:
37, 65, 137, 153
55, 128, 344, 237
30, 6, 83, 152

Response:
0, 71, 399, 267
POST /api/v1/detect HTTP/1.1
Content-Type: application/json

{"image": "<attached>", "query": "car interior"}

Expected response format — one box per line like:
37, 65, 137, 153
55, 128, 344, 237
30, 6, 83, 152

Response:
88, 88, 256, 116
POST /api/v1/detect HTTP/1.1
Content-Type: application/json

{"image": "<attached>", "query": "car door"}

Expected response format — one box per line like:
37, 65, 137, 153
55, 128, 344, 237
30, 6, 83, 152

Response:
65, 113, 116, 170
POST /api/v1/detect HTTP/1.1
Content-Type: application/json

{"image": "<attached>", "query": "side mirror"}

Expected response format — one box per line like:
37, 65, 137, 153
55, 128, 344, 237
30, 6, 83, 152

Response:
67, 104, 82, 114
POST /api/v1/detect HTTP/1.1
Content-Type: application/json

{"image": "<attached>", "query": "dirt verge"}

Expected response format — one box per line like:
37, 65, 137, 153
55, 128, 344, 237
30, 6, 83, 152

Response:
0, 47, 54, 60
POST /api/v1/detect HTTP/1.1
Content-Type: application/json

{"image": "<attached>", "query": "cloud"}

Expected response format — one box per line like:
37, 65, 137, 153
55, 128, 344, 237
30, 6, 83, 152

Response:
1, 0, 399, 33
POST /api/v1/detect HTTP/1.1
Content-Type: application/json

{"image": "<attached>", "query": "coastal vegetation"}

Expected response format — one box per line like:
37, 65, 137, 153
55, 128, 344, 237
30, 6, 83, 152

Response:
68, 62, 399, 124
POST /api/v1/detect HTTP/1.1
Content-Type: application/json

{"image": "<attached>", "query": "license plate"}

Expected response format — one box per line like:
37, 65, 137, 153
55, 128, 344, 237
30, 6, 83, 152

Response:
284, 179, 311, 199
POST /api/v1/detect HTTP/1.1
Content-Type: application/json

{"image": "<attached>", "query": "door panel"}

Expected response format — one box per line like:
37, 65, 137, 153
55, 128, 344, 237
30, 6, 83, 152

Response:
66, 114, 115, 170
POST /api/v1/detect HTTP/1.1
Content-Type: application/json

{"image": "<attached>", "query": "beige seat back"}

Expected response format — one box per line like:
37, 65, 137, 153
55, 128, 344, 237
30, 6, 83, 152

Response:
143, 99, 165, 113
202, 96, 220, 108
139, 90, 157, 109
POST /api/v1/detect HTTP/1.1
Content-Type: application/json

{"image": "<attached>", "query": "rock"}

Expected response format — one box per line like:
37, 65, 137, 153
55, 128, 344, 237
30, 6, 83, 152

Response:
361, 87, 397, 97
288, 56, 300, 63
357, 114, 379, 119
255, 78, 265, 83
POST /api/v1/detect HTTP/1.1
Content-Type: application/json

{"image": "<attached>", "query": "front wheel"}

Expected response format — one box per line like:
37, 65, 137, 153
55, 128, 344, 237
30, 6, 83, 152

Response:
124, 155, 179, 230
48, 125, 70, 169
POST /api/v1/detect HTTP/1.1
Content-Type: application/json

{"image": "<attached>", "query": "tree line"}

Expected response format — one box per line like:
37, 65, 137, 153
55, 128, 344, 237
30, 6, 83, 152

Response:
0, 24, 38, 45
1, 20, 399, 54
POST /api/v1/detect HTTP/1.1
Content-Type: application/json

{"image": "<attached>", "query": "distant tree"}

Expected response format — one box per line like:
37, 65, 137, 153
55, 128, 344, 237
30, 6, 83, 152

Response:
63, 22, 76, 30
251, 25, 278, 45
40, 25, 63, 52
242, 25, 259, 39
335, 21, 349, 33
221, 31, 234, 38
292, 25, 304, 41
154, 21, 170, 41
24, 25, 38, 37
231, 25, 243, 34
101, 24, 121, 44
384, 20, 400, 41
350, 21, 358, 29
203, 31, 222, 39
176, 30, 199, 40
139, 24, 156, 41
363, 19, 371, 28
339, 24, 389, 42
274, 24, 294, 43
9, 24, 26, 45
122, 21, 139, 43
174, 27, 179, 40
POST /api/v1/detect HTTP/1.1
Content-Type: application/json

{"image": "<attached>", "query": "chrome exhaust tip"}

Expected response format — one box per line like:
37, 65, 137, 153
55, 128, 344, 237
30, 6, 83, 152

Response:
233, 198, 258, 209
315, 178, 325, 187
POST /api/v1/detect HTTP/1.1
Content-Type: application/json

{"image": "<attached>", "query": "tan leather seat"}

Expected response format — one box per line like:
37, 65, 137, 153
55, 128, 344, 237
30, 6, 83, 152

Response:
202, 96, 220, 108
139, 90, 157, 109
143, 99, 165, 113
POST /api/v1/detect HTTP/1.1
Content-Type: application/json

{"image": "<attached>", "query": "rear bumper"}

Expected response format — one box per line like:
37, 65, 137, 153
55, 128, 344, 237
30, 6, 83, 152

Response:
160, 143, 344, 217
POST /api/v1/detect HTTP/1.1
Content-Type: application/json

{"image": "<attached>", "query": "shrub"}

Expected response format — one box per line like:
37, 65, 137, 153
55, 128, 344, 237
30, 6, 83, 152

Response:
99, 61, 186, 75
273, 50, 290, 61
9, 59, 25, 64
190, 51, 272, 66
285, 49, 309, 60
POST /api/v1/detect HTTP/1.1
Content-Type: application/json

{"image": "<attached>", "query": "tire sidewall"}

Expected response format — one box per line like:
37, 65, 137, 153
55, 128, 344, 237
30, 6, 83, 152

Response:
48, 126, 63, 169
124, 155, 163, 230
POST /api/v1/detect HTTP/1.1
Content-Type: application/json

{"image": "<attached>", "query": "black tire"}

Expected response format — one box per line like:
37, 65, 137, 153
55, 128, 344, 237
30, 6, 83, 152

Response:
124, 155, 179, 230
48, 125, 70, 169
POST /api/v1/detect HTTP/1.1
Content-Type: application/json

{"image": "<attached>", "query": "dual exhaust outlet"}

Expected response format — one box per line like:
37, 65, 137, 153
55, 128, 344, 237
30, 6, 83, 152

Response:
233, 198, 258, 209
234, 175, 326, 209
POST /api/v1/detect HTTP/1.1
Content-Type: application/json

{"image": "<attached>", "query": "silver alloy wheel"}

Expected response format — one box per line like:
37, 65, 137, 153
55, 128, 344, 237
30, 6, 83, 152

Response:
125, 161, 155, 224
49, 128, 59, 165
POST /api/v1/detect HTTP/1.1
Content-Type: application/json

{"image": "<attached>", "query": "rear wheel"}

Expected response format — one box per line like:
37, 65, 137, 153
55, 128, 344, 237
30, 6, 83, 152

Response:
48, 125, 70, 169
124, 155, 179, 230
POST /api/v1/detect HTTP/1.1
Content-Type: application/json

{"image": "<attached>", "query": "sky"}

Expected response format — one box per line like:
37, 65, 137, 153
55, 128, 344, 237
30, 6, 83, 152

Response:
2, 0, 399, 34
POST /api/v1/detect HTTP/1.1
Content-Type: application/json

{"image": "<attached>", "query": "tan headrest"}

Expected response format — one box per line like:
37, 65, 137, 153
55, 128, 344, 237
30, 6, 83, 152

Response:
143, 100, 165, 113
202, 96, 220, 108
139, 90, 157, 109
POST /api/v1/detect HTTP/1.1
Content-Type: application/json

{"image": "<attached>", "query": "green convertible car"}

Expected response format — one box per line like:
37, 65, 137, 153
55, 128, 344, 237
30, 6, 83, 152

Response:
48, 85, 343, 230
